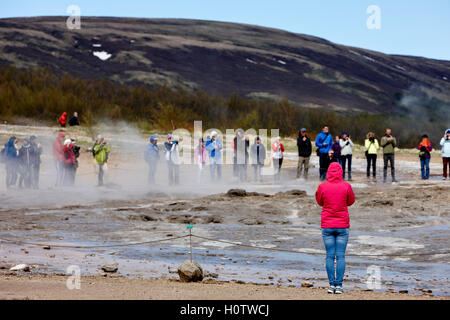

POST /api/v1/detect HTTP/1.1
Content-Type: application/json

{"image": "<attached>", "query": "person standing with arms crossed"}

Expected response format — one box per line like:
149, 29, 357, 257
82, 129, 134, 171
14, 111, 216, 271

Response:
380, 128, 398, 183
296, 128, 312, 180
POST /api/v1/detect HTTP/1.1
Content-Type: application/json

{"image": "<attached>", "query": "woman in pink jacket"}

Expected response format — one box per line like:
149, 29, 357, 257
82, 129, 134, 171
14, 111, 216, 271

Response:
315, 162, 355, 294
195, 138, 207, 181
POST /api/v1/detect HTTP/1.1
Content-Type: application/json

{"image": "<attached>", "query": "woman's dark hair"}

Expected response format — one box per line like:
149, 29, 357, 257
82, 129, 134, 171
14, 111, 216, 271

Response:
422, 134, 428, 139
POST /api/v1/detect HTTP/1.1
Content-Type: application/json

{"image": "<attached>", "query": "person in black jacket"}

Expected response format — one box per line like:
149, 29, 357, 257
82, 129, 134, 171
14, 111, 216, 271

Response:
69, 112, 80, 126
29, 135, 42, 189
296, 128, 312, 179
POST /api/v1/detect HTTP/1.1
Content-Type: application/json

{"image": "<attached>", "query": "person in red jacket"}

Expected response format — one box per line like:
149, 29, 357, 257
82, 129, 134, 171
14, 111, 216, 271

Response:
62, 139, 76, 186
52, 132, 65, 186
59, 112, 67, 127
315, 162, 355, 294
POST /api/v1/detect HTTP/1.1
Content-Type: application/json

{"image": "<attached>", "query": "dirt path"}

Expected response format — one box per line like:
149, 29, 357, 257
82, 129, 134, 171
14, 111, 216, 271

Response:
0, 274, 443, 300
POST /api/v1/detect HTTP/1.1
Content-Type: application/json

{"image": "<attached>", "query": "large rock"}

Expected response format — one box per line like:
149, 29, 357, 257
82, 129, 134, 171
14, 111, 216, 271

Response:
177, 260, 203, 282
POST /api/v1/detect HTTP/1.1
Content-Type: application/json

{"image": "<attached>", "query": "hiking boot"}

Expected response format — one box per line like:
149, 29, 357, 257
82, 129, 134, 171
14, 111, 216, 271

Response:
335, 286, 344, 294
328, 286, 336, 294
392, 179, 398, 183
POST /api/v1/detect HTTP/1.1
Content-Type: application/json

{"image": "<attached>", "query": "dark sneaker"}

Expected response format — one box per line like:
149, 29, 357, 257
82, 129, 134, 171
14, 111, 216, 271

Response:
335, 286, 344, 294
328, 286, 336, 294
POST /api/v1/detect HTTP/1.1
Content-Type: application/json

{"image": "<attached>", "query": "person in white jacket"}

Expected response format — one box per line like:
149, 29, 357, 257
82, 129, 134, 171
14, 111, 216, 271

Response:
440, 129, 450, 180
339, 132, 354, 181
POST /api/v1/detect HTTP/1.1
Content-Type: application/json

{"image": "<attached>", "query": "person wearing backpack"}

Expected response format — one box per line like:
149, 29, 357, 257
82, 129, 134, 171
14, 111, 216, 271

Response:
440, 129, 450, 180
93, 135, 111, 186
364, 132, 379, 183
417, 135, 432, 180
315, 126, 333, 181
144, 136, 160, 184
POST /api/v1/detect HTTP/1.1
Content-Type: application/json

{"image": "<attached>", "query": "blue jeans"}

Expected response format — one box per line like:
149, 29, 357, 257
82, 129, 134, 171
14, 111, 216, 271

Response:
420, 158, 430, 179
322, 228, 349, 287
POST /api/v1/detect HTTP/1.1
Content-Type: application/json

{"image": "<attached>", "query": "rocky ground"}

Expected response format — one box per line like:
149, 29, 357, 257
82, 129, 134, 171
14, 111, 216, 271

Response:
0, 124, 449, 299
0, 273, 445, 300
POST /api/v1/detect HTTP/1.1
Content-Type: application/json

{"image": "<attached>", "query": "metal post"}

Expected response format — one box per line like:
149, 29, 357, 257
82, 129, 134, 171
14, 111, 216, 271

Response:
189, 228, 192, 262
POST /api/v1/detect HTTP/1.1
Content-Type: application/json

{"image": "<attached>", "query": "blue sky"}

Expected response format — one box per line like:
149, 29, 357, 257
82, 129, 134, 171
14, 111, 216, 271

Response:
1, 0, 449, 60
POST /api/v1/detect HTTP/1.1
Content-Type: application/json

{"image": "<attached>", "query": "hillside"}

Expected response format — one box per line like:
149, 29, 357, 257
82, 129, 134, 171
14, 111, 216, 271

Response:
1, 16, 450, 113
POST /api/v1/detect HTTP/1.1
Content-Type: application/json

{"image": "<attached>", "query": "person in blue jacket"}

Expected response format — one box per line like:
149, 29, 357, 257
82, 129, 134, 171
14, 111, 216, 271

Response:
315, 125, 333, 181
144, 136, 160, 184
2, 136, 19, 188
206, 131, 223, 181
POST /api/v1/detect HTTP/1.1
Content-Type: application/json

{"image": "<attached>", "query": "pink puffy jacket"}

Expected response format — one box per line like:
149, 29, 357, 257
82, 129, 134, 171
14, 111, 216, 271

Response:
315, 162, 355, 228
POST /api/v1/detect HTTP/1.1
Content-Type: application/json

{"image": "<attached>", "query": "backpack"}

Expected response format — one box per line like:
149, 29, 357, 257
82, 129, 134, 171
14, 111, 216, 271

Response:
91, 143, 97, 158
316, 133, 330, 156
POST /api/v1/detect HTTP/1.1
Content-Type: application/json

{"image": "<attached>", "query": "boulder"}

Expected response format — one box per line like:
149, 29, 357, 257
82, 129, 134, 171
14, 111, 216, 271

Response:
177, 260, 203, 282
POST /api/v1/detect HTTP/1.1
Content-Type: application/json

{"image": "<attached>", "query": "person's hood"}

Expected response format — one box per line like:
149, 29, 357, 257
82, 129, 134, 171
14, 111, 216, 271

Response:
326, 162, 343, 182
7, 137, 16, 146
150, 136, 158, 144
446, 129, 450, 135
62, 112, 67, 116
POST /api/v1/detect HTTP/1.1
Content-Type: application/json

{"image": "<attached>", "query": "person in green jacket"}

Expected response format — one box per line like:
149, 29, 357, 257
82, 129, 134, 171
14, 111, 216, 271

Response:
93, 135, 111, 186
380, 128, 398, 183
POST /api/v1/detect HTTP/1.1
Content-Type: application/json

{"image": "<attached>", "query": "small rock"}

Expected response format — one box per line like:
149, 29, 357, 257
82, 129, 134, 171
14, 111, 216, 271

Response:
101, 263, 118, 273
301, 282, 314, 288
246, 261, 251, 265
204, 271, 218, 279
399, 290, 408, 294
168, 268, 178, 274
268, 276, 274, 280
227, 189, 247, 197
43, 246, 51, 250
177, 260, 203, 282
10, 264, 30, 272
